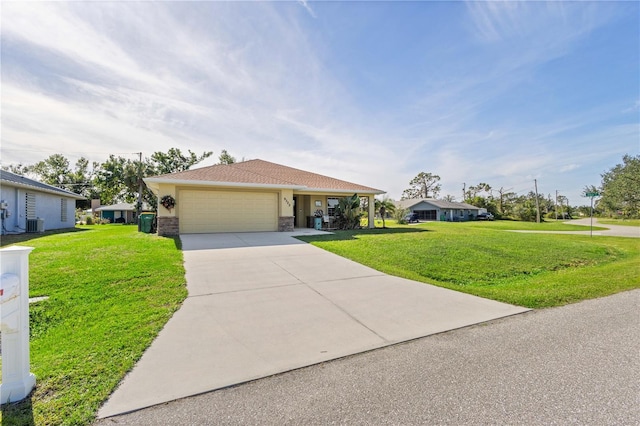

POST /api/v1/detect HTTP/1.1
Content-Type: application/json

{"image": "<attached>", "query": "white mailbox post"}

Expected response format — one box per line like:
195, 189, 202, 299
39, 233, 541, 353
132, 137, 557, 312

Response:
0, 246, 36, 404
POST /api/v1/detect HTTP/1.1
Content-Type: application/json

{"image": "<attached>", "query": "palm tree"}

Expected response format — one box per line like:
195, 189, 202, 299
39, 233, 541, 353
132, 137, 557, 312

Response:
375, 197, 396, 228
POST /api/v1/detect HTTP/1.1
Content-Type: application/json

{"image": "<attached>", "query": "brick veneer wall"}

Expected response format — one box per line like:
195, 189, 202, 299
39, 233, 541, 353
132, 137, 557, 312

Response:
157, 216, 179, 236
278, 216, 294, 232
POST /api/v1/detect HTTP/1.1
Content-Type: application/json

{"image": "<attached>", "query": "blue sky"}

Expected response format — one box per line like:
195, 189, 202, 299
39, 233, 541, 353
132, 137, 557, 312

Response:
1, 1, 638, 205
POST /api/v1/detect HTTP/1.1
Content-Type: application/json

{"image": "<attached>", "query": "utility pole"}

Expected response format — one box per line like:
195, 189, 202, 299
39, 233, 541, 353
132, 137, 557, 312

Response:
137, 152, 143, 232
462, 183, 466, 202
534, 179, 540, 223
555, 190, 558, 221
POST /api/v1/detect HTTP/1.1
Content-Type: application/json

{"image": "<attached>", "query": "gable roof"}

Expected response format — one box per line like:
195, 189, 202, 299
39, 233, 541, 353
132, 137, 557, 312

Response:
0, 170, 86, 200
144, 159, 384, 194
396, 198, 480, 210
95, 203, 135, 212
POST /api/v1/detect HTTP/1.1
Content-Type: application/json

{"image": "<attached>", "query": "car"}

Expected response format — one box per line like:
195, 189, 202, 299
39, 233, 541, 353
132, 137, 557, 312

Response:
404, 212, 419, 223
476, 212, 494, 221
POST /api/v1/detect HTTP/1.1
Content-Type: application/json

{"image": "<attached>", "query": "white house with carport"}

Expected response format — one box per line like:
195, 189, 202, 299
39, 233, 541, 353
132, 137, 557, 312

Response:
0, 170, 86, 234
396, 198, 480, 221
144, 159, 385, 236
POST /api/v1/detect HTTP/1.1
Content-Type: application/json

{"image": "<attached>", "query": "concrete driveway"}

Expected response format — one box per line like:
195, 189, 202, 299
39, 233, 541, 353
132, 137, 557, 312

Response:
98, 231, 529, 418
509, 218, 639, 238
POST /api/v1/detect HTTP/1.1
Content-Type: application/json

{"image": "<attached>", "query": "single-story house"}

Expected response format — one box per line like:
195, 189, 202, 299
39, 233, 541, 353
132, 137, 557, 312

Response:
396, 198, 480, 221
144, 159, 384, 236
0, 170, 86, 234
95, 203, 137, 224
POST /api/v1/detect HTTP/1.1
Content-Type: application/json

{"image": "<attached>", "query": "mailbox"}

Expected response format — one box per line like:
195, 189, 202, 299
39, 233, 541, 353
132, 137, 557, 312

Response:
0, 246, 36, 404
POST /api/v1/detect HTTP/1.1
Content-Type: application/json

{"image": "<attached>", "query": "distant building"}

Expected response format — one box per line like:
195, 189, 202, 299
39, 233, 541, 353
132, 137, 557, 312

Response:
396, 198, 480, 221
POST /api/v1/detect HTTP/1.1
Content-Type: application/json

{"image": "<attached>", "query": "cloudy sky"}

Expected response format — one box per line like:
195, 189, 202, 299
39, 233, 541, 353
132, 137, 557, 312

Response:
1, 1, 638, 204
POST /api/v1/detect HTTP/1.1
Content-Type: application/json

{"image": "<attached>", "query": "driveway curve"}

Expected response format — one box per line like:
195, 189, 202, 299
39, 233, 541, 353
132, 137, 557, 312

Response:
99, 231, 528, 418
509, 218, 639, 238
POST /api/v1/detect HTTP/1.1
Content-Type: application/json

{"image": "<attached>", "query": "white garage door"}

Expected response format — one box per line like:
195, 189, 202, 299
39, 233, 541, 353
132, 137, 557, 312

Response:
179, 190, 278, 233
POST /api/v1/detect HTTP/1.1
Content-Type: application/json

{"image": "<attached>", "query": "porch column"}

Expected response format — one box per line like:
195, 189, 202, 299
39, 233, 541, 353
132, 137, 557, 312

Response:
368, 195, 375, 229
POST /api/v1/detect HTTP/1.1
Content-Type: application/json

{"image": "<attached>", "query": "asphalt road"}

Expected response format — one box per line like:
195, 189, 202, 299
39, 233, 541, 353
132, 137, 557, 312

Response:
96, 289, 639, 425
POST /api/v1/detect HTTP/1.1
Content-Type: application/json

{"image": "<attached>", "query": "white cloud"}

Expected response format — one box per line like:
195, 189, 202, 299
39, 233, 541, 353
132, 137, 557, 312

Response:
1, 1, 636, 207
298, 0, 317, 18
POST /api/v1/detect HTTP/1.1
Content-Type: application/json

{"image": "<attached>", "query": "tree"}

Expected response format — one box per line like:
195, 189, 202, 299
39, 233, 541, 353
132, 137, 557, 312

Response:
14, 154, 98, 208
92, 148, 213, 208
599, 154, 640, 218
1, 163, 29, 175
442, 194, 456, 202
30, 154, 72, 187
93, 155, 136, 205
218, 149, 236, 165
375, 197, 396, 228
401, 172, 441, 199
334, 194, 363, 230
464, 182, 498, 217
151, 148, 213, 175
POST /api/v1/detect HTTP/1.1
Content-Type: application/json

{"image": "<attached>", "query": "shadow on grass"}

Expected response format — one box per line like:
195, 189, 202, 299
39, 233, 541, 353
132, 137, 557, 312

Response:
0, 227, 88, 248
297, 227, 429, 242
1, 396, 35, 426
169, 235, 183, 250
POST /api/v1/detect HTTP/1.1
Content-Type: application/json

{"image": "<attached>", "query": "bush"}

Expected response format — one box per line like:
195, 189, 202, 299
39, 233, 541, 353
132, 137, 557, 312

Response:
394, 208, 409, 225
85, 216, 93, 225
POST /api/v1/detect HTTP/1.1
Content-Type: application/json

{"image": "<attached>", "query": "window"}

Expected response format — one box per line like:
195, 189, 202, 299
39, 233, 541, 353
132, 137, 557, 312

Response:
327, 198, 339, 216
61, 198, 68, 222
416, 210, 437, 220
26, 193, 36, 219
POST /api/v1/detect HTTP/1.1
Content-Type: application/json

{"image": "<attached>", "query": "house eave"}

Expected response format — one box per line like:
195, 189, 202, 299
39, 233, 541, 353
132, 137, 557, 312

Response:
144, 177, 385, 196
1, 180, 87, 200
144, 177, 306, 193
296, 188, 385, 195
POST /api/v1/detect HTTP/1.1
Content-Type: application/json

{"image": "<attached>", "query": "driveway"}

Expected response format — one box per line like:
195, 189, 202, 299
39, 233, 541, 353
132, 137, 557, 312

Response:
98, 231, 528, 418
509, 218, 639, 238
96, 289, 640, 425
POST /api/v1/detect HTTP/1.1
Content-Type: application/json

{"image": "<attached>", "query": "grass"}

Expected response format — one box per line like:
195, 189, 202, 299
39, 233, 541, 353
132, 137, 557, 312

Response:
596, 218, 640, 227
298, 220, 639, 308
0, 225, 187, 425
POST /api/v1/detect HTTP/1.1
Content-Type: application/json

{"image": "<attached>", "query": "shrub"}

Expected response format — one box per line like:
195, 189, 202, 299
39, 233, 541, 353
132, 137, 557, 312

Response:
394, 207, 409, 224
85, 216, 94, 225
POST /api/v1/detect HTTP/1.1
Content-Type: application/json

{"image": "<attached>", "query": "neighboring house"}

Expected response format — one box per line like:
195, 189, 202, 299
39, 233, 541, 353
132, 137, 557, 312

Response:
0, 170, 86, 234
396, 198, 480, 222
95, 203, 137, 224
144, 159, 384, 236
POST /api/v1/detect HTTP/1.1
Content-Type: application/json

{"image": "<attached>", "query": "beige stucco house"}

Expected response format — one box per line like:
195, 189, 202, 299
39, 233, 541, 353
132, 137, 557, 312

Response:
144, 159, 384, 236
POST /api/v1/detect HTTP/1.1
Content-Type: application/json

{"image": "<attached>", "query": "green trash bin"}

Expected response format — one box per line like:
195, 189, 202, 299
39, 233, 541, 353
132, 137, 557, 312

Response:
139, 213, 155, 233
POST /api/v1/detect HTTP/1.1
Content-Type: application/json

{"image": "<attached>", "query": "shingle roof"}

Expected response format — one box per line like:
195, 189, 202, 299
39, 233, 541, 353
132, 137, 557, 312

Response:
0, 170, 86, 199
95, 203, 135, 212
147, 159, 384, 194
396, 198, 479, 210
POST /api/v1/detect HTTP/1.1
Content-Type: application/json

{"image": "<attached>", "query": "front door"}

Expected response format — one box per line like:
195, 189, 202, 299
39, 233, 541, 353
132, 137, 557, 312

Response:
293, 196, 298, 227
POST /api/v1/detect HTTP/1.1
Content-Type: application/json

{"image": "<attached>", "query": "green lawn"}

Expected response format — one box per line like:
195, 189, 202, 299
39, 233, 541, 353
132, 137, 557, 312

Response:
0, 225, 187, 425
597, 218, 640, 227
299, 220, 639, 308
1, 220, 637, 423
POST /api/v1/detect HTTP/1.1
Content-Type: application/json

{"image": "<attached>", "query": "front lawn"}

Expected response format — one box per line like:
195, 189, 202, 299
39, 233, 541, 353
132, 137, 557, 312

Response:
596, 218, 640, 227
298, 221, 639, 308
0, 225, 187, 425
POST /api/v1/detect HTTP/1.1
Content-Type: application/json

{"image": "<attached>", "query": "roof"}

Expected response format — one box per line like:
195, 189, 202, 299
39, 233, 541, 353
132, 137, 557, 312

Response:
396, 198, 480, 210
0, 170, 86, 200
144, 159, 384, 194
95, 203, 135, 212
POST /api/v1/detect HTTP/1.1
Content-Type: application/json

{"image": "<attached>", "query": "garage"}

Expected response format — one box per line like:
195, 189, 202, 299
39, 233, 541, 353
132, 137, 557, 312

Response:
179, 189, 278, 233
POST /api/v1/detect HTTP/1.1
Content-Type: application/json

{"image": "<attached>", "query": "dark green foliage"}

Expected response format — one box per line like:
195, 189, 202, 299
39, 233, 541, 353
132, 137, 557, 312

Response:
599, 154, 640, 218
333, 194, 363, 230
